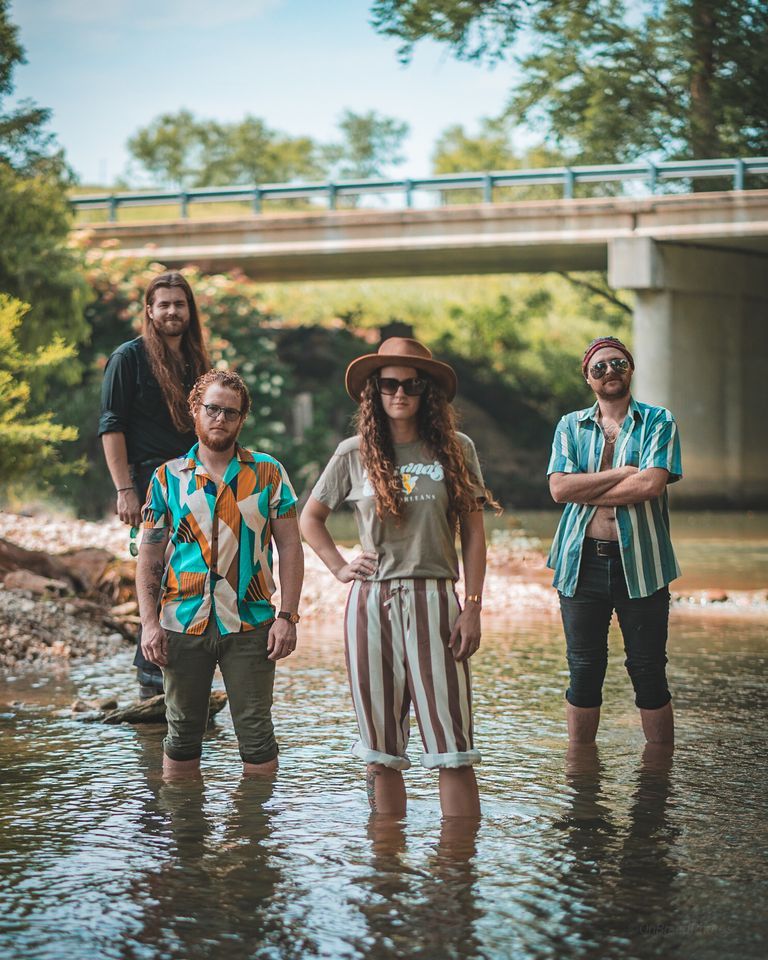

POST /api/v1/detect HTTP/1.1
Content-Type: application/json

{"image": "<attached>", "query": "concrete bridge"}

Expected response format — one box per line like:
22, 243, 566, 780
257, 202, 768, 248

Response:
77, 186, 768, 507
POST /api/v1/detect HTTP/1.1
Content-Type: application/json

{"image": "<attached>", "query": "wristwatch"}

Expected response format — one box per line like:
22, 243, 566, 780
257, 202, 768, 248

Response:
277, 611, 300, 624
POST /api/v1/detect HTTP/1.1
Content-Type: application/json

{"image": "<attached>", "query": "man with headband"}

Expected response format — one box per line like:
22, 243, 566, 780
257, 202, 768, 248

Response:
546, 336, 682, 744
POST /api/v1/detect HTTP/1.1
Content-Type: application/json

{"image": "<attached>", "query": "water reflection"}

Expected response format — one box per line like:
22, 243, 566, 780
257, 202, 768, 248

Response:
352, 816, 483, 959
552, 744, 678, 957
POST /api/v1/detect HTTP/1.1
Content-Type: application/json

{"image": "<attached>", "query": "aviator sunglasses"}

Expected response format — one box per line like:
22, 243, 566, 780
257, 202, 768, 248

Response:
589, 357, 631, 379
375, 376, 427, 397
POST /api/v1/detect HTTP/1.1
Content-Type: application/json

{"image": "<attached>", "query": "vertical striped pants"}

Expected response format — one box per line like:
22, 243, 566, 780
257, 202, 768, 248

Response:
344, 578, 481, 770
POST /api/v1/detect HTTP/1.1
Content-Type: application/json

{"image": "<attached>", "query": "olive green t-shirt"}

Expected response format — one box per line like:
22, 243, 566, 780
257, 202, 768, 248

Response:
311, 433, 486, 581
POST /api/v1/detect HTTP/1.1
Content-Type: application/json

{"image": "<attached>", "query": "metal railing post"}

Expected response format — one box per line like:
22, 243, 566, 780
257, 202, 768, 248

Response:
328, 182, 337, 210
483, 173, 493, 203
251, 188, 262, 213
564, 167, 575, 199
647, 160, 658, 194
734, 159, 746, 191
179, 192, 188, 218
404, 179, 413, 208
108, 196, 117, 222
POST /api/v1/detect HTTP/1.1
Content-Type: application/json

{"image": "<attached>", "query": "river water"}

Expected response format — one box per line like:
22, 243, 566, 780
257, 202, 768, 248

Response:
1, 518, 766, 960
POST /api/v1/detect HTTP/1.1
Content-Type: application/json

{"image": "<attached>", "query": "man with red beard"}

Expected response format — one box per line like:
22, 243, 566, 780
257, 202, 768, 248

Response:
136, 369, 303, 777
547, 337, 682, 746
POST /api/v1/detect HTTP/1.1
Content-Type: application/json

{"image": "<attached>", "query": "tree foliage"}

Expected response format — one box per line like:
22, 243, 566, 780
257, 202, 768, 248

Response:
0, 0, 88, 367
323, 109, 410, 179
0, 295, 79, 487
432, 116, 565, 200
371, 0, 768, 162
126, 111, 323, 188
126, 109, 409, 189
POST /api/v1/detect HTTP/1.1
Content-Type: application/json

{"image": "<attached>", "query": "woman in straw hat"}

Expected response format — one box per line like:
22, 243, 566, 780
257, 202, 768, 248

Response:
300, 337, 498, 818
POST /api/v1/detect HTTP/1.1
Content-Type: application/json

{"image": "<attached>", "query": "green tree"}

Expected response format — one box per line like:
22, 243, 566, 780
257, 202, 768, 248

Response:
0, 294, 78, 487
371, 0, 768, 162
432, 116, 565, 200
0, 0, 88, 361
126, 111, 322, 188
323, 109, 410, 179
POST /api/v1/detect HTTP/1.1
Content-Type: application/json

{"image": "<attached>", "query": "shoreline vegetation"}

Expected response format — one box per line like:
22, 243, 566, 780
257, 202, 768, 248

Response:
0, 511, 766, 673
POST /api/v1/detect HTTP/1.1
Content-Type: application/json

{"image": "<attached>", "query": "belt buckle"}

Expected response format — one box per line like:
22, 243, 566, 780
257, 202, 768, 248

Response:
596, 541, 612, 557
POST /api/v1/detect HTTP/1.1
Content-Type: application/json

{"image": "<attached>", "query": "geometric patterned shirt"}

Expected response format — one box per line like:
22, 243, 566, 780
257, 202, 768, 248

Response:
546, 397, 682, 599
141, 443, 298, 635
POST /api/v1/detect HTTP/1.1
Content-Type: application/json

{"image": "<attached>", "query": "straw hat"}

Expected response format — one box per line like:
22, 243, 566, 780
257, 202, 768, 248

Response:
345, 337, 457, 402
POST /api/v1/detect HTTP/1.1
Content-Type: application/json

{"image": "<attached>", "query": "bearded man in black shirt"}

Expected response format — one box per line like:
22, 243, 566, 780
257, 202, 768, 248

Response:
99, 272, 210, 697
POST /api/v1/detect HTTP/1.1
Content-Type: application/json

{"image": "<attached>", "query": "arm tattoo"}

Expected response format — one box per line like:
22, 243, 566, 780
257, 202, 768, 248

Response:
143, 528, 167, 544
366, 768, 380, 813
145, 560, 164, 605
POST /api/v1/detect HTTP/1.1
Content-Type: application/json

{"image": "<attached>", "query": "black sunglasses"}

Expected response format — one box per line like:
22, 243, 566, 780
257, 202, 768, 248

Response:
201, 402, 243, 422
589, 358, 631, 379
129, 526, 139, 557
375, 377, 427, 397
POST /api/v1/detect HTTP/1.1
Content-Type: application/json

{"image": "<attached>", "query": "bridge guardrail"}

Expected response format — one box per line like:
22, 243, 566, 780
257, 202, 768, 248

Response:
71, 157, 768, 222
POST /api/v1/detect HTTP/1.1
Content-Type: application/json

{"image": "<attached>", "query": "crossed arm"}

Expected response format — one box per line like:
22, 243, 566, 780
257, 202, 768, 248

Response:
549, 466, 669, 506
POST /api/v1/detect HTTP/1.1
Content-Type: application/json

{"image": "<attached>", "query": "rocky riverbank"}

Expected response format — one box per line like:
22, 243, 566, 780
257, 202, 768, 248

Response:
0, 511, 765, 672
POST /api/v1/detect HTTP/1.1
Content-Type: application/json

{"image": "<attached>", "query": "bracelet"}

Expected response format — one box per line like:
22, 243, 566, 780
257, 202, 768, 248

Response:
116, 487, 134, 493
465, 594, 482, 605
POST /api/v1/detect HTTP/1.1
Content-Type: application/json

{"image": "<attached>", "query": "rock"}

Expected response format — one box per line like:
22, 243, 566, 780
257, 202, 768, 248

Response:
4, 570, 70, 595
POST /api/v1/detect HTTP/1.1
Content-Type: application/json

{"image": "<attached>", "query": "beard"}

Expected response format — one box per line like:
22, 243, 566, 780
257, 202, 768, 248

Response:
196, 420, 240, 452
597, 377, 630, 399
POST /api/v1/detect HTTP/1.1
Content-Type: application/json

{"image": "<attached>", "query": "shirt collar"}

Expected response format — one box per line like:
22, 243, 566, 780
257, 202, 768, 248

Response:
578, 396, 641, 425
180, 442, 254, 474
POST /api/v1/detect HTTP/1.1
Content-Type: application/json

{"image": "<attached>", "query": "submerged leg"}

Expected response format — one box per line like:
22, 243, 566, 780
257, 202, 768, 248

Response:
438, 767, 480, 818
366, 763, 406, 817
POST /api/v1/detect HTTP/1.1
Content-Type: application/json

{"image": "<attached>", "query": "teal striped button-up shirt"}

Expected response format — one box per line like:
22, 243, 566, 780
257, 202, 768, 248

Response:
546, 398, 682, 599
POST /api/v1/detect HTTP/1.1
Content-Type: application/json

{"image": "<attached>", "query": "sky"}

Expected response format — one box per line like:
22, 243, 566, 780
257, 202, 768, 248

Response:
11, 0, 519, 187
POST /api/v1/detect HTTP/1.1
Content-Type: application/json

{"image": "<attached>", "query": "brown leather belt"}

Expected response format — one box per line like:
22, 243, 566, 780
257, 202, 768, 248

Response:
585, 538, 621, 558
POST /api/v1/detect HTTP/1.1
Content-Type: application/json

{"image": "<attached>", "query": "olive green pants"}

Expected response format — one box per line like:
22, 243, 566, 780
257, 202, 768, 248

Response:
162, 620, 277, 765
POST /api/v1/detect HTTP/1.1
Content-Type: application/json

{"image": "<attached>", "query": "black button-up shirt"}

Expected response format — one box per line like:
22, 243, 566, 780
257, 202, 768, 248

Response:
98, 337, 196, 467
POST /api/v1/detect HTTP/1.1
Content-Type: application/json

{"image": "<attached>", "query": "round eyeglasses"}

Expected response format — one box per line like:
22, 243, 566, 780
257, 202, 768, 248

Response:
201, 402, 243, 422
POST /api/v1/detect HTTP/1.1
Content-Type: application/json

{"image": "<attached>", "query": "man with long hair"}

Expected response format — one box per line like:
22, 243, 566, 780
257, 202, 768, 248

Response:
137, 369, 303, 777
99, 271, 210, 698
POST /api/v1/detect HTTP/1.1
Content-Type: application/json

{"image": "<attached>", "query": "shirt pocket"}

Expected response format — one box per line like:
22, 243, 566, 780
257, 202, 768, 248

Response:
621, 435, 640, 467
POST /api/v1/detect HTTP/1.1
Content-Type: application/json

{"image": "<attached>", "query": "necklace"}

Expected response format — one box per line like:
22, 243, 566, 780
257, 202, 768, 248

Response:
599, 422, 619, 445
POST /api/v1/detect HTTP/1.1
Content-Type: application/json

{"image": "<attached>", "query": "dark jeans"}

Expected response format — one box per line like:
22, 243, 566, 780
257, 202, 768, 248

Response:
558, 540, 672, 711
131, 461, 165, 685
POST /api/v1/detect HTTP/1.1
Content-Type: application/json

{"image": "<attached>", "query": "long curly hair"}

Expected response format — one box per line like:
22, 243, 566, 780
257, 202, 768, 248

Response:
142, 272, 210, 433
355, 375, 499, 529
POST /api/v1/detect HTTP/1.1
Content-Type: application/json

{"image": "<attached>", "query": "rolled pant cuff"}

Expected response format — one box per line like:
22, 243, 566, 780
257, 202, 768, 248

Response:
636, 692, 672, 711
421, 749, 481, 770
163, 744, 203, 762
240, 743, 279, 766
566, 691, 603, 708
351, 741, 411, 770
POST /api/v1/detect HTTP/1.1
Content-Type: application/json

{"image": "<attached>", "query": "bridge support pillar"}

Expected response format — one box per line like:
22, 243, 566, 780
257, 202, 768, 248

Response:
609, 238, 768, 506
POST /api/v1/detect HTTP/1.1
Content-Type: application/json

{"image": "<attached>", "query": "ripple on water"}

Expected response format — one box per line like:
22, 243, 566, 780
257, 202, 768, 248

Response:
1, 615, 766, 960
